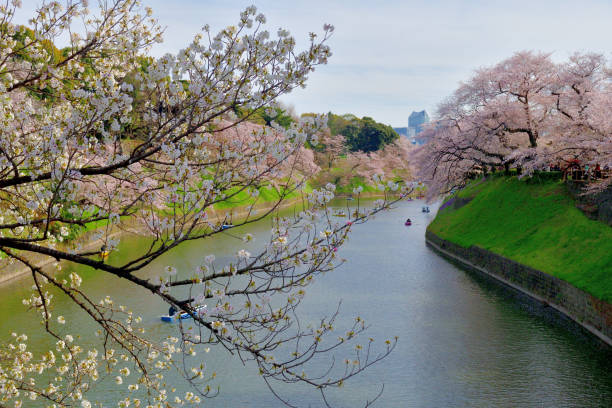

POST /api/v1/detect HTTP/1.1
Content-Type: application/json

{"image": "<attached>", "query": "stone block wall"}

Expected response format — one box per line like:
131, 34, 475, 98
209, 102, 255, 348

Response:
566, 181, 612, 227
426, 229, 612, 346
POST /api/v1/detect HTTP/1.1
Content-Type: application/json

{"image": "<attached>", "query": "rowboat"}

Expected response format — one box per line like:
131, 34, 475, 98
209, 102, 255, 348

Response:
160, 306, 206, 322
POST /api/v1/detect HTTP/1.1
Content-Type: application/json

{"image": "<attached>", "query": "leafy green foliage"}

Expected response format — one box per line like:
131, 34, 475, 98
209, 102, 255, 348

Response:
429, 177, 612, 301
327, 112, 398, 152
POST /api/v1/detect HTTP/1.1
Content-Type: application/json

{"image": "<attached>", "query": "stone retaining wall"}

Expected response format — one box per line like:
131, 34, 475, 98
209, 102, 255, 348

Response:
426, 229, 612, 347
566, 181, 612, 227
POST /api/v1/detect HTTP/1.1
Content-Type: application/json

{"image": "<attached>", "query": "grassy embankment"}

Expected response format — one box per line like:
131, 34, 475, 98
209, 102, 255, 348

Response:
0, 182, 313, 282
428, 176, 612, 302
334, 176, 380, 195
55, 174, 386, 245
311, 161, 420, 197
334, 176, 424, 197
212, 183, 310, 210
74, 183, 311, 235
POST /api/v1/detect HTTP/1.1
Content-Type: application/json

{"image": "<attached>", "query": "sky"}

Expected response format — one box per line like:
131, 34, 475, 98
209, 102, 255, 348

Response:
15, 0, 612, 127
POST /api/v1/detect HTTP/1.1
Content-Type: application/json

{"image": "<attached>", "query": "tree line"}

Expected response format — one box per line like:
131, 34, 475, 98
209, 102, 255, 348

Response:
327, 112, 399, 152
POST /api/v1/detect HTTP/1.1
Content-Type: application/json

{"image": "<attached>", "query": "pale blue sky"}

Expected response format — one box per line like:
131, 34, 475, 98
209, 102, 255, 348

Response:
15, 0, 612, 126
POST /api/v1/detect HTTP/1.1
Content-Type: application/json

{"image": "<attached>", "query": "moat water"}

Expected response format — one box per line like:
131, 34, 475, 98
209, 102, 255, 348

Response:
1, 199, 611, 407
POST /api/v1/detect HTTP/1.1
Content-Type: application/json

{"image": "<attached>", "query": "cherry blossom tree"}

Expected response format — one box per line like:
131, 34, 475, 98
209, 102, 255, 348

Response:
551, 52, 612, 190
416, 51, 611, 197
0, 2, 410, 407
345, 138, 413, 185
316, 128, 346, 169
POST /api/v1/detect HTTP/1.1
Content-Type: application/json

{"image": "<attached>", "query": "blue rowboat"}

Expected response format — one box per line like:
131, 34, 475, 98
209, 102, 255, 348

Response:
160, 306, 205, 322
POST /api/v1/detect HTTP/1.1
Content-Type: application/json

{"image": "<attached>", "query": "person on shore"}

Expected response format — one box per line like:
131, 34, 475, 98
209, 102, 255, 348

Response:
595, 164, 602, 179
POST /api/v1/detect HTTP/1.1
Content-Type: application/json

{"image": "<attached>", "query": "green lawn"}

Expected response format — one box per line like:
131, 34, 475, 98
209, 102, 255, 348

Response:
428, 177, 612, 302
335, 176, 380, 195
213, 182, 311, 210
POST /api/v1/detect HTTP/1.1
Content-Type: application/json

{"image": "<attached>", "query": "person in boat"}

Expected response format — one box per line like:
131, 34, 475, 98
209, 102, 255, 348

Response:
405, 218, 411, 224
99, 245, 109, 260
168, 306, 177, 316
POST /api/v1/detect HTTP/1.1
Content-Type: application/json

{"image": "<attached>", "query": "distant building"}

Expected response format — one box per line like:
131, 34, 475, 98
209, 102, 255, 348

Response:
393, 127, 408, 137
407, 110, 430, 145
